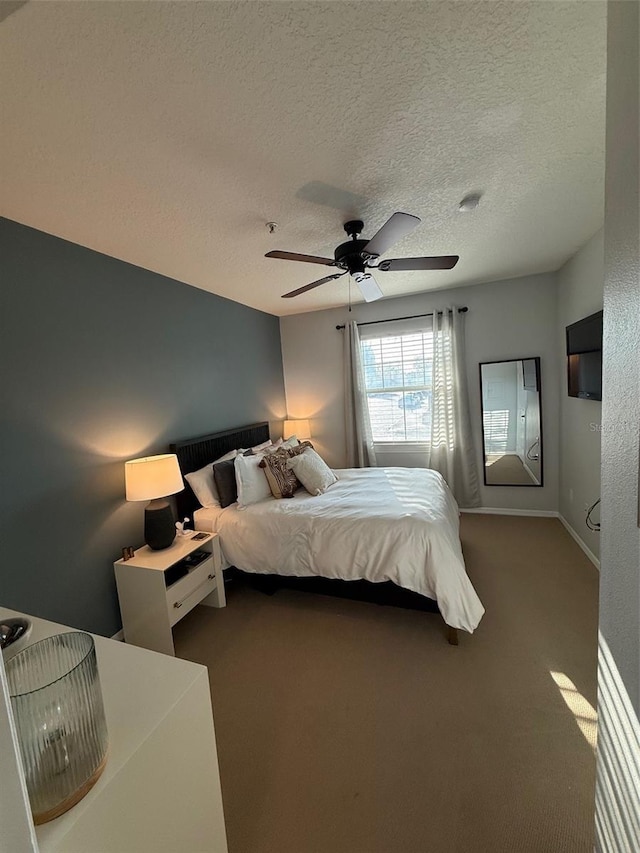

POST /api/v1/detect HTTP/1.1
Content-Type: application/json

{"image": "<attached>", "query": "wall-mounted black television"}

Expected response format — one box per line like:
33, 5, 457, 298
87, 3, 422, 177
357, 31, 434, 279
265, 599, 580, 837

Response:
566, 310, 603, 400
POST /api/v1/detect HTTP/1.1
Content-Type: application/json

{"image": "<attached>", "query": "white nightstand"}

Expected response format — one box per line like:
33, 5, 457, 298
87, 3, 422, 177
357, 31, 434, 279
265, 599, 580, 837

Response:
114, 532, 225, 656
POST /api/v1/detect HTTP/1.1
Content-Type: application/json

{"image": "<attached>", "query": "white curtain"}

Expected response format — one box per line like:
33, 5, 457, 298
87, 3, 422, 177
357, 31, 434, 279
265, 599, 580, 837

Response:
345, 320, 377, 467
427, 309, 480, 507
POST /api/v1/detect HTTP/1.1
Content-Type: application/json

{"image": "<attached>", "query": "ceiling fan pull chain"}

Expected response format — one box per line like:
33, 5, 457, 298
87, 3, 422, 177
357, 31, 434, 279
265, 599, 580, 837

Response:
348, 275, 352, 312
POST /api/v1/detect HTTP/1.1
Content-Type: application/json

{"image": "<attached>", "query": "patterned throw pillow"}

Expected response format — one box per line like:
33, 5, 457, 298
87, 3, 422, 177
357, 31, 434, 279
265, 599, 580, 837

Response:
259, 441, 313, 499
289, 440, 313, 456
286, 448, 338, 496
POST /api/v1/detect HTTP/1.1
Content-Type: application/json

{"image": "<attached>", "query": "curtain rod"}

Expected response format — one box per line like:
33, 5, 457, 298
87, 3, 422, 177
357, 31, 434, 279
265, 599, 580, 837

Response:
335, 306, 468, 331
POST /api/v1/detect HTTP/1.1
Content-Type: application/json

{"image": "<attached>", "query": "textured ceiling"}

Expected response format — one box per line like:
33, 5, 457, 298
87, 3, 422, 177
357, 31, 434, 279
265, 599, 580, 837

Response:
0, 1, 606, 316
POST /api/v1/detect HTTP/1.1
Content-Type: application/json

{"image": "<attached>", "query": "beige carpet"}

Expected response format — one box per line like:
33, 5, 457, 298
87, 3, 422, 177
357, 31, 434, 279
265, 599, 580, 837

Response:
174, 515, 599, 853
485, 454, 538, 485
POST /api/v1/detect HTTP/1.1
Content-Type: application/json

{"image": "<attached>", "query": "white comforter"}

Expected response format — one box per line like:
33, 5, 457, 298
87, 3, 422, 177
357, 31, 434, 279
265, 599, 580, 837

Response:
194, 467, 484, 632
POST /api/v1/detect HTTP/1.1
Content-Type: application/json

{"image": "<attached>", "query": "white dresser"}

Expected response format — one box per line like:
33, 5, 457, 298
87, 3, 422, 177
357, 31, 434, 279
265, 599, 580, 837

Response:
0, 607, 228, 853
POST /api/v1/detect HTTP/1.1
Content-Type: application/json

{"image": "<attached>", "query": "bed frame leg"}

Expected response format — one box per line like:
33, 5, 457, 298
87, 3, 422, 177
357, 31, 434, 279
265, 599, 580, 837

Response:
447, 626, 459, 646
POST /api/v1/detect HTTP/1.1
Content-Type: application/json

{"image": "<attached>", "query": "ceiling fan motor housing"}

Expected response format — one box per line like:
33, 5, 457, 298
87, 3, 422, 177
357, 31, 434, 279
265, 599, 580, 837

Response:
334, 237, 374, 274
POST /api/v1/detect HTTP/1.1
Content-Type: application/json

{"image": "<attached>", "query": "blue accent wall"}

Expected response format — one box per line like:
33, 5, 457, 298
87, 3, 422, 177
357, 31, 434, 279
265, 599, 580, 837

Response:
0, 217, 286, 636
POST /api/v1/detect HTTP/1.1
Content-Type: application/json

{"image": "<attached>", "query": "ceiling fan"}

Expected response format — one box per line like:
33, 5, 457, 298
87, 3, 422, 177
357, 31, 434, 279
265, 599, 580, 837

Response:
265, 212, 459, 301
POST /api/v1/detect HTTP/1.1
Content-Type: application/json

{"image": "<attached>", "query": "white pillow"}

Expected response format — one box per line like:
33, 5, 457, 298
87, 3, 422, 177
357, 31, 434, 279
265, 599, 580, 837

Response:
184, 449, 238, 508
286, 448, 337, 496
234, 453, 272, 508
246, 439, 284, 457
281, 436, 299, 449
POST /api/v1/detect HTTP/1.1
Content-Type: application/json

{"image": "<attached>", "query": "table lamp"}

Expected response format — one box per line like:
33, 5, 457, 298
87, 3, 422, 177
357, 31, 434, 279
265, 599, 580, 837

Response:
283, 419, 311, 441
125, 454, 184, 550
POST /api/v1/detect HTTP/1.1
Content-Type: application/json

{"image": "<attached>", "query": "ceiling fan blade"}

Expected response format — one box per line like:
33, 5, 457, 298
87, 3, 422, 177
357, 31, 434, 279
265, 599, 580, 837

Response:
282, 272, 346, 299
378, 255, 459, 272
355, 273, 384, 303
266, 250, 335, 266
363, 212, 421, 258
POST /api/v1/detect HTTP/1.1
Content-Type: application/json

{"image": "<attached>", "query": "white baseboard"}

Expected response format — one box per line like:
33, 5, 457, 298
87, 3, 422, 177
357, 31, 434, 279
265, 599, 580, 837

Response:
460, 507, 558, 518
110, 629, 124, 642
558, 514, 600, 570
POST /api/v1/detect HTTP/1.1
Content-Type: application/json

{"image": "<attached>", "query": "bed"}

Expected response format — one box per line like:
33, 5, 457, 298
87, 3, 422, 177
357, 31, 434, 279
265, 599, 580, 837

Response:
171, 422, 484, 643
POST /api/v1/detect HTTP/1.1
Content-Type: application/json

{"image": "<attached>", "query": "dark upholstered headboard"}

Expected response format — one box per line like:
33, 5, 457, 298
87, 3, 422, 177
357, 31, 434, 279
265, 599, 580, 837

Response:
170, 421, 270, 520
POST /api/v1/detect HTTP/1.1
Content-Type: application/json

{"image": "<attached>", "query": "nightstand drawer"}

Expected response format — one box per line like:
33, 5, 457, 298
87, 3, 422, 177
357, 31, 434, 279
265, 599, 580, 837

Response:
166, 557, 216, 626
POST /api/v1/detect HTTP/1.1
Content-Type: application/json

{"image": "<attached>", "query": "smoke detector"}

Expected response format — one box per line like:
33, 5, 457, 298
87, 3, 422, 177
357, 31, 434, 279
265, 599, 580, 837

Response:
458, 194, 482, 212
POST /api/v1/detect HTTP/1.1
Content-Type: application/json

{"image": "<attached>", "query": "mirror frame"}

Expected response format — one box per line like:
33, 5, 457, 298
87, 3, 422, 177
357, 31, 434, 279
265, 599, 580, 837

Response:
479, 356, 544, 488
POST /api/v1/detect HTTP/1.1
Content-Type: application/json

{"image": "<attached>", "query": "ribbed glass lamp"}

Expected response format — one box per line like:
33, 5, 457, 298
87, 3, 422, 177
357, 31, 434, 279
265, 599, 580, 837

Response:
283, 419, 311, 441
6, 632, 109, 824
125, 454, 184, 550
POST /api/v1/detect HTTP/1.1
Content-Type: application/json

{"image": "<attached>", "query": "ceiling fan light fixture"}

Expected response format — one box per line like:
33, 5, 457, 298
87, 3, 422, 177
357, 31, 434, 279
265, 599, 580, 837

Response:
353, 272, 383, 303
458, 193, 482, 212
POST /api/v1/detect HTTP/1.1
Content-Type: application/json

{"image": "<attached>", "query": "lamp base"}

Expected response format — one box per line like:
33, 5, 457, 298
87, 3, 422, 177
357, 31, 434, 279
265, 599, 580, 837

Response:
144, 499, 176, 550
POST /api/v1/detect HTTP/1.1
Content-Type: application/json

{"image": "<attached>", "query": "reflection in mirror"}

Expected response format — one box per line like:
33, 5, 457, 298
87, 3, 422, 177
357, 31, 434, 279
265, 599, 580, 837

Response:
479, 358, 543, 487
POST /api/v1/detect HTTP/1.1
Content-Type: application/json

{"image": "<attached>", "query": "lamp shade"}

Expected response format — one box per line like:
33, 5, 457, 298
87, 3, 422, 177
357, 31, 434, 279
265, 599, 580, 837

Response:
283, 419, 311, 441
125, 454, 184, 501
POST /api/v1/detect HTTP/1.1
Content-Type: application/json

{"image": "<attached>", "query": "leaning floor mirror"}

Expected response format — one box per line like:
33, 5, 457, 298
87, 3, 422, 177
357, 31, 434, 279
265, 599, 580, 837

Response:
479, 357, 543, 486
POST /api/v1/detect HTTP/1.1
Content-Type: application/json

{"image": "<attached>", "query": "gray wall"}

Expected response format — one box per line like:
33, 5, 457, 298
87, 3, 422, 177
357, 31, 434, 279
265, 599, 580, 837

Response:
0, 218, 286, 636
595, 3, 640, 850
599, 0, 640, 713
280, 272, 560, 512
556, 229, 604, 560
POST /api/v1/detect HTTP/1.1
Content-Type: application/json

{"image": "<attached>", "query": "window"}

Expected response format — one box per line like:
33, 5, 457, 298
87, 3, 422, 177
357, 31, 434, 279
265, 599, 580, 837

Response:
361, 329, 433, 442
